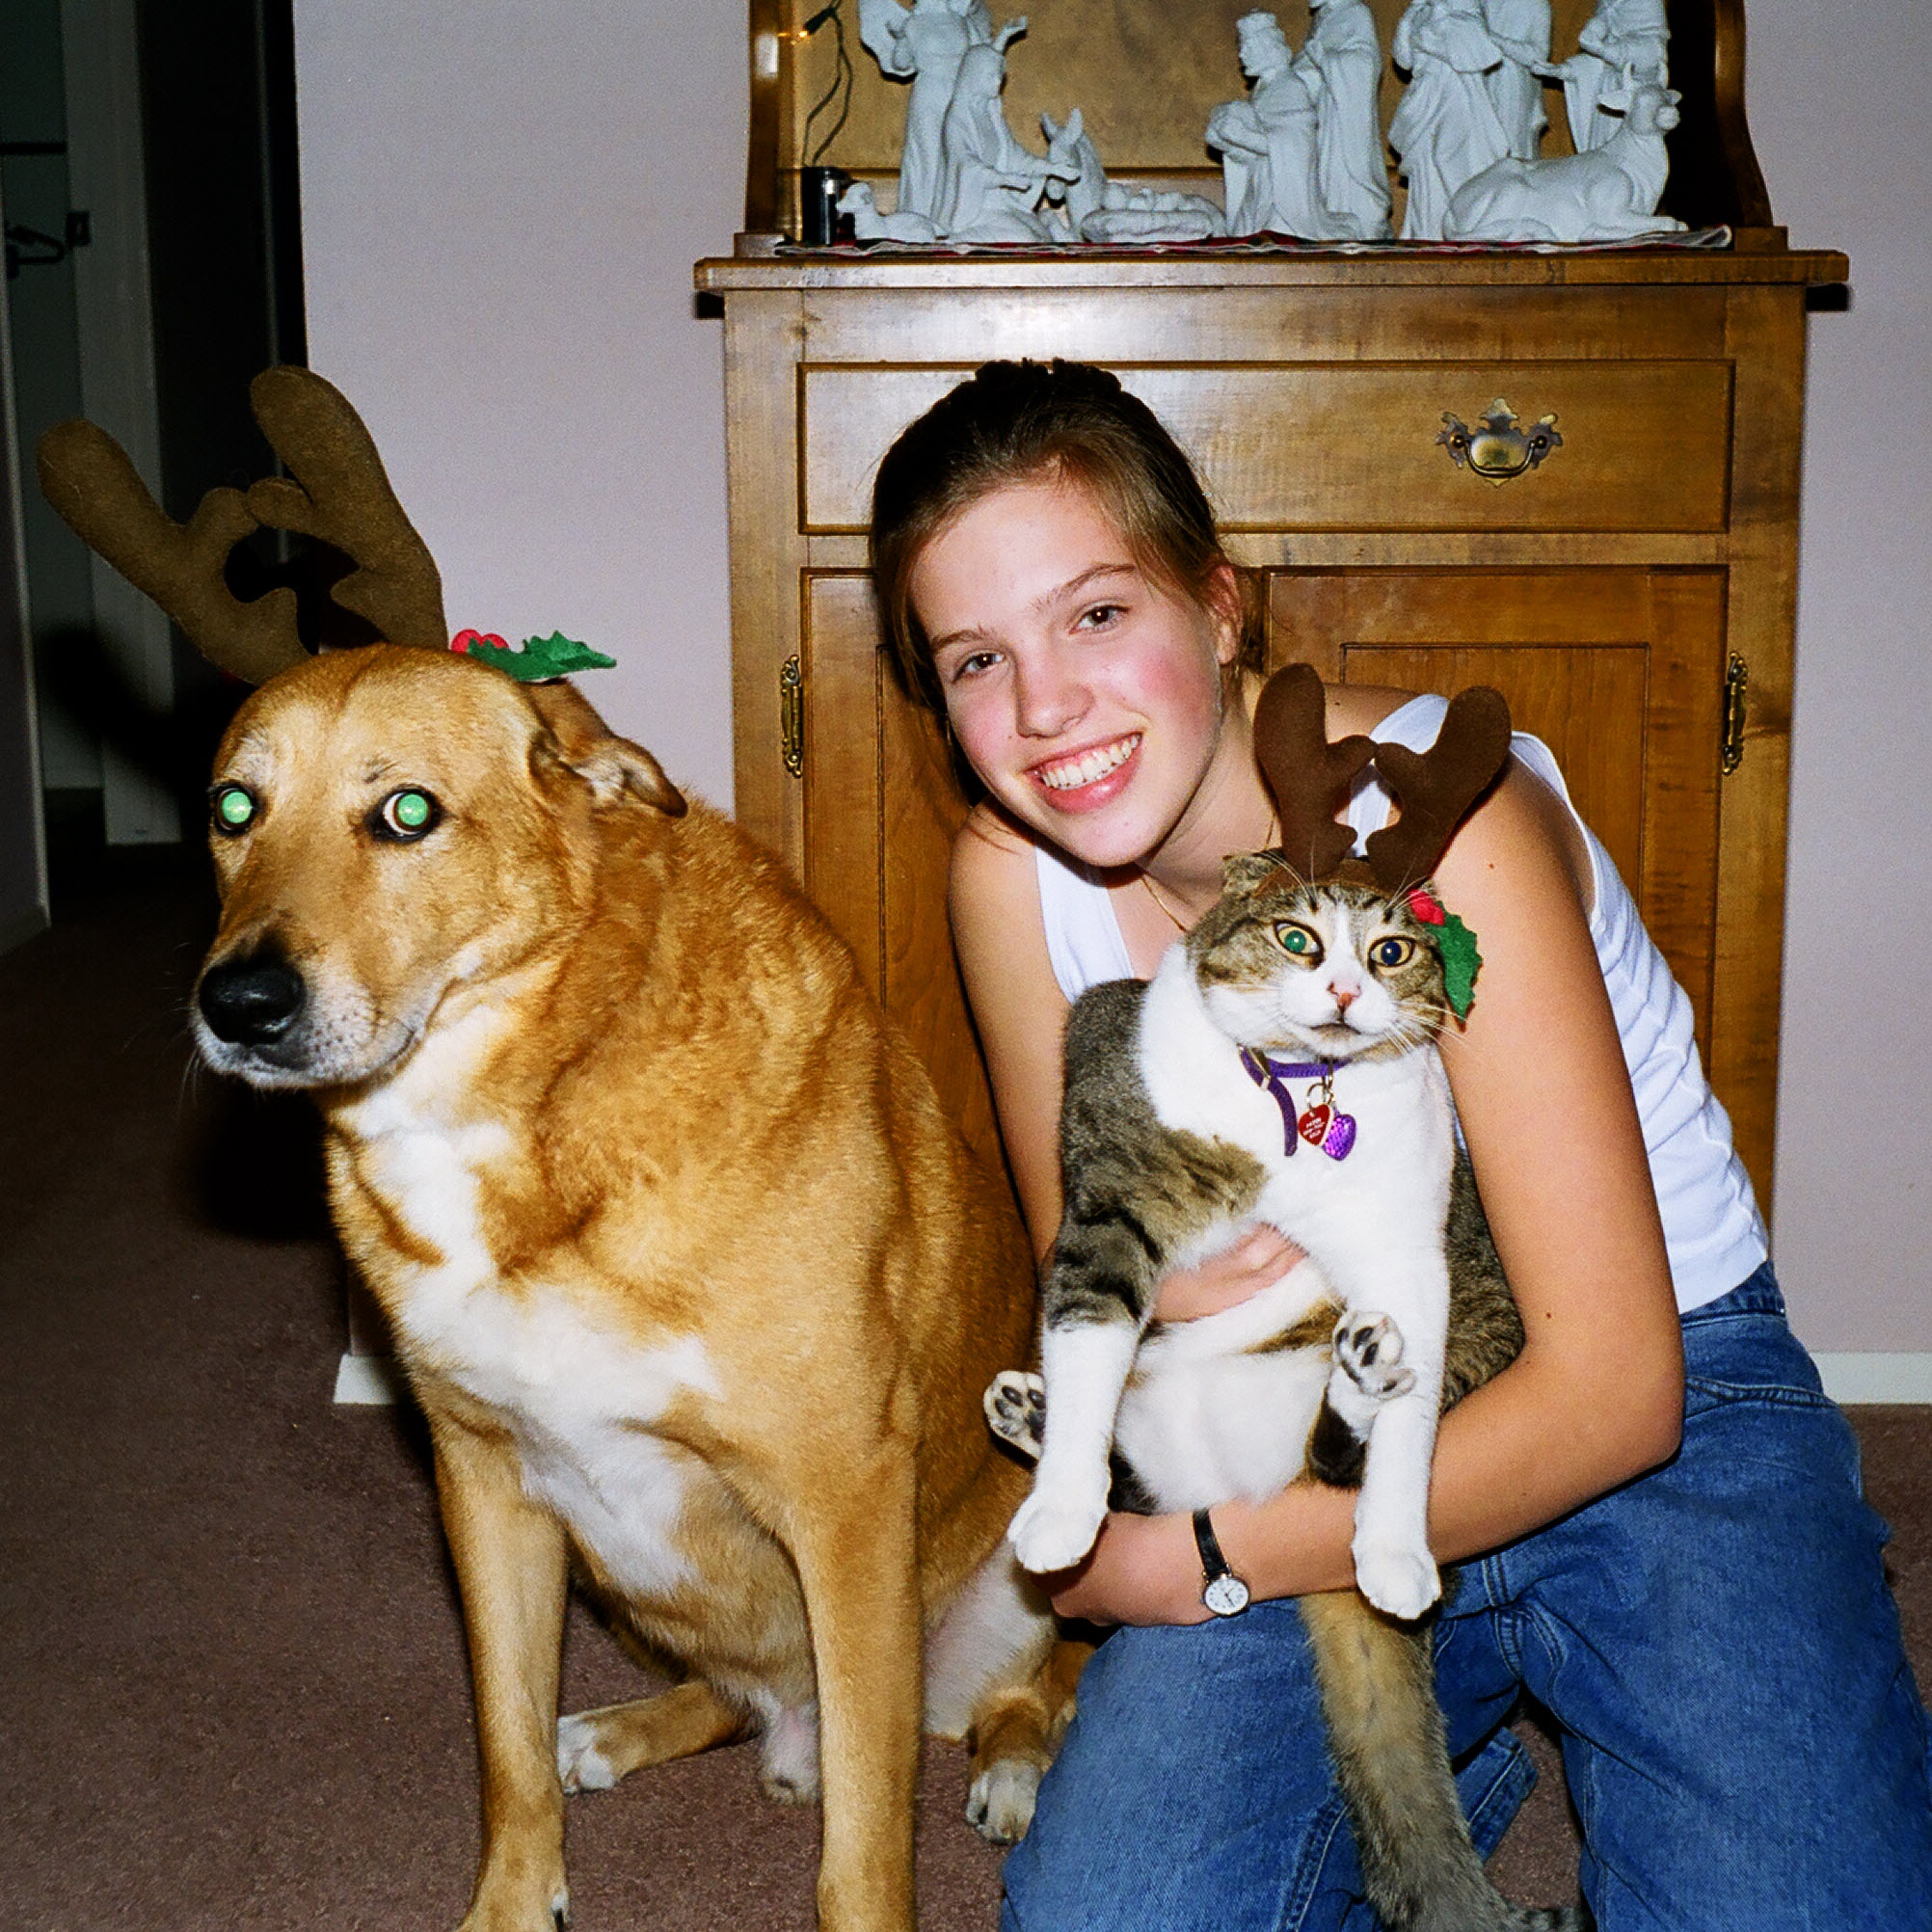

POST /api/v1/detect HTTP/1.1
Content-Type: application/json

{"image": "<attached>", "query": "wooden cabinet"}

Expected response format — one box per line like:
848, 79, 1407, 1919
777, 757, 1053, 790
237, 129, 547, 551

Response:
693, 253, 1844, 1212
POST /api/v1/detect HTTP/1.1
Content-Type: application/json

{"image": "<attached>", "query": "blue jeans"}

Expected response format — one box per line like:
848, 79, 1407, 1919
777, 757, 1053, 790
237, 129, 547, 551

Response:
1001, 1268, 1932, 1931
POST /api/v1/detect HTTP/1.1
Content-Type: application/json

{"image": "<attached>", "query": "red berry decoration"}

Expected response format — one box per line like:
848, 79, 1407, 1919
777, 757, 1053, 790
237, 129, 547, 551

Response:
1407, 887, 1447, 926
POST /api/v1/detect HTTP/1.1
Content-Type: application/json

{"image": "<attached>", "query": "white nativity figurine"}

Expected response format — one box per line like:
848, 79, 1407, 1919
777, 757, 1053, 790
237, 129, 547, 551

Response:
1389, 0, 1512, 240
1443, 70, 1685, 242
1038, 110, 1108, 235
1038, 109, 1228, 244
1297, 0, 1394, 240
836, 179, 940, 242
937, 28, 1087, 244
1207, 12, 1327, 238
859, 0, 994, 224
1539, 0, 1668, 151
1481, 0, 1552, 160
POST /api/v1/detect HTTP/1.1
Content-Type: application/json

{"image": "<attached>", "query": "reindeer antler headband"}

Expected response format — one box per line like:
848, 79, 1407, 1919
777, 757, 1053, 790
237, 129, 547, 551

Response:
1249, 663, 1513, 1017
37, 365, 611, 685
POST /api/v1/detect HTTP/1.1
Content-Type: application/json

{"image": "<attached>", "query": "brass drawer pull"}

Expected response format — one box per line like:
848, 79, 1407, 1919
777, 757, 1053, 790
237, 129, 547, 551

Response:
1436, 399, 1563, 483
780, 655, 805, 778
1721, 654, 1748, 775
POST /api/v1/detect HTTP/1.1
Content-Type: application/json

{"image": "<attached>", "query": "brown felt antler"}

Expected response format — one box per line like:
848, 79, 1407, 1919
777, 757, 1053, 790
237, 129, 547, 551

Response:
36, 366, 446, 684
37, 418, 309, 686
1362, 684, 1513, 893
244, 366, 445, 652
1249, 663, 1512, 890
1251, 662, 1376, 882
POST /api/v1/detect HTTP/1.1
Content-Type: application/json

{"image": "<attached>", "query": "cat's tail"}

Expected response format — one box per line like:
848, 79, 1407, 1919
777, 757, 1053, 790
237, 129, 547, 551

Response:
1301, 1591, 1585, 1932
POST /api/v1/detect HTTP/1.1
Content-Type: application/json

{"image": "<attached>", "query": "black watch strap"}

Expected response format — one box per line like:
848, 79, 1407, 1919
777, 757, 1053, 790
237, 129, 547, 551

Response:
1193, 1507, 1251, 1617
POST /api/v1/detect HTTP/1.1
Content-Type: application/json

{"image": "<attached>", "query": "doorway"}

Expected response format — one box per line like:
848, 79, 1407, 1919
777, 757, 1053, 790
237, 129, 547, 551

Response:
0, 0, 304, 929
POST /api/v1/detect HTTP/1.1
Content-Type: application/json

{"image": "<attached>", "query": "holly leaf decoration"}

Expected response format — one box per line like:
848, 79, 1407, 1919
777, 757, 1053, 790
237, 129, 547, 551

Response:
1437, 911, 1483, 1021
462, 630, 616, 682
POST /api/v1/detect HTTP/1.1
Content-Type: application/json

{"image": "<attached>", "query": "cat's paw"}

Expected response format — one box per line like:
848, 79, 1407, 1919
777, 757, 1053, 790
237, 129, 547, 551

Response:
984, 1370, 1046, 1461
966, 1757, 1042, 1844
1008, 1482, 1108, 1574
1352, 1535, 1442, 1623
1331, 1312, 1416, 1403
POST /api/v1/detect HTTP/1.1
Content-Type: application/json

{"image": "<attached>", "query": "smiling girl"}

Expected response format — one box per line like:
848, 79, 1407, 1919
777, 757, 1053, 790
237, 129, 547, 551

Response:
870, 360, 1931, 1932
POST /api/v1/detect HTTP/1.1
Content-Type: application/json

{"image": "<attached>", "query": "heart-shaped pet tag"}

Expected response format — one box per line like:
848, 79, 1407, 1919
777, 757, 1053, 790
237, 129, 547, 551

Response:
1297, 1104, 1331, 1148
1321, 1112, 1357, 1161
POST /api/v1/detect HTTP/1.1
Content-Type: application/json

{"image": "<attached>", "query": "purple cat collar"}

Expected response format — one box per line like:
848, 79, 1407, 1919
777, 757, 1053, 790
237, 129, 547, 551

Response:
1239, 1051, 1357, 1162
1243, 1053, 1332, 1083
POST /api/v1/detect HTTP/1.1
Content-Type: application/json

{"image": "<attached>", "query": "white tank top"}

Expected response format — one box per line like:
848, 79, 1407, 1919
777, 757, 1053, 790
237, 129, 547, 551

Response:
1033, 693, 1767, 1313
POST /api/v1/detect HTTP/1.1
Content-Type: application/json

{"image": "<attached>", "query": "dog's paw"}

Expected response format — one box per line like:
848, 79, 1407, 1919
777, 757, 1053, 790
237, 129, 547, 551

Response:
984, 1370, 1046, 1460
758, 1704, 820, 1807
966, 1757, 1042, 1845
1352, 1536, 1441, 1623
556, 1712, 619, 1795
456, 1875, 572, 1931
1008, 1482, 1107, 1574
1331, 1312, 1415, 1402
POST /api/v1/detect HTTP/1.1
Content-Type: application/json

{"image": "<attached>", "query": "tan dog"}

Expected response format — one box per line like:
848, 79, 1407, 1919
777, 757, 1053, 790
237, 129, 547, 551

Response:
191, 644, 1064, 1932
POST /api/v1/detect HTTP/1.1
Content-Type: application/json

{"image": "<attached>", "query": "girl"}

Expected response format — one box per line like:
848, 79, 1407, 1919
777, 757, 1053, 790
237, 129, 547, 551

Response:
869, 360, 1931, 1931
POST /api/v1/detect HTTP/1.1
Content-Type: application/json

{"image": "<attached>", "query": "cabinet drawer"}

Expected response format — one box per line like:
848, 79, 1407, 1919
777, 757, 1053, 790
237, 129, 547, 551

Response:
800, 360, 1733, 535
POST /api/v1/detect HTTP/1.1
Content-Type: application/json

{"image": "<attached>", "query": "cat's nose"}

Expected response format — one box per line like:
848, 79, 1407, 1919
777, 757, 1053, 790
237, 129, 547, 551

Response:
1331, 983, 1358, 1013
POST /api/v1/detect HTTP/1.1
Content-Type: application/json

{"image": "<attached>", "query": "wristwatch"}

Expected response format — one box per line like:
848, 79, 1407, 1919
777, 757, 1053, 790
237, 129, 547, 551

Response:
1193, 1507, 1250, 1617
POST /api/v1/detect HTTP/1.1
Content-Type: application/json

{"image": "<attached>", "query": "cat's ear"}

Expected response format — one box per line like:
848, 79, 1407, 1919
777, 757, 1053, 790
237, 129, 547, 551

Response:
1221, 850, 1291, 897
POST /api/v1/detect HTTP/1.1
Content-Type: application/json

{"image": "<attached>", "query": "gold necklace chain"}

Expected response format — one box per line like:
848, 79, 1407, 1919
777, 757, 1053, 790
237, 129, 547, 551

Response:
1140, 872, 1194, 936
1139, 813, 1277, 939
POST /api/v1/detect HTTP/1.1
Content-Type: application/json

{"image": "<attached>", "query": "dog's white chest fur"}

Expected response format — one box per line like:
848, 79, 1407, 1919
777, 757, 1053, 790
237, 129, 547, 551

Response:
339, 1021, 720, 1603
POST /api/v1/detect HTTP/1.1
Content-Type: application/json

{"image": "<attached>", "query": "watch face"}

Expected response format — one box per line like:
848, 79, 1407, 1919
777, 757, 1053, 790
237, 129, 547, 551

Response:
1203, 1572, 1250, 1617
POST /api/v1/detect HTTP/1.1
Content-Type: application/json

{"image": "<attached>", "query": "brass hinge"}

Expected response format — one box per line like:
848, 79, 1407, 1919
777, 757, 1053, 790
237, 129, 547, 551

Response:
780, 655, 804, 778
1720, 655, 1748, 776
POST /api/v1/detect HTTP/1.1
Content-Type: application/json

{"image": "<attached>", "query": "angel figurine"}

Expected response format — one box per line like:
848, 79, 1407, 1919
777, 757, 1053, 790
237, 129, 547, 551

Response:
858, 0, 995, 223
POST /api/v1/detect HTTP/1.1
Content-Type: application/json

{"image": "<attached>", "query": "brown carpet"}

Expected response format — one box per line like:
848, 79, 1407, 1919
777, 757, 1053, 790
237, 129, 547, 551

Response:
3, 848, 1925, 1930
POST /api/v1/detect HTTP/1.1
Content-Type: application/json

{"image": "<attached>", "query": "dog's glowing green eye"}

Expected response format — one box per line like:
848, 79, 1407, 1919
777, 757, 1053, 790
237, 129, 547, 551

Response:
211, 785, 256, 834
1274, 921, 1322, 962
374, 788, 441, 841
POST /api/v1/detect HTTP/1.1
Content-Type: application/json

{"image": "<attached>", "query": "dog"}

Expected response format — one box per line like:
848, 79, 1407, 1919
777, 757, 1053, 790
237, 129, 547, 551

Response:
191, 643, 1064, 1932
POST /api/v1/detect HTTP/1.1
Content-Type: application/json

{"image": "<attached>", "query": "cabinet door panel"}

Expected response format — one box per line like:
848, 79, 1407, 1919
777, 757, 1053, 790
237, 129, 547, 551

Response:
802, 573, 1004, 1175
1269, 567, 1727, 1072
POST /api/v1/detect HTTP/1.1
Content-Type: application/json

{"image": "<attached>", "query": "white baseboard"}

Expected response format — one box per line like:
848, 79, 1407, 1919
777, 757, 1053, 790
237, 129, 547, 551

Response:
1813, 1354, 1932, 1406
333, 1352, 405, 1406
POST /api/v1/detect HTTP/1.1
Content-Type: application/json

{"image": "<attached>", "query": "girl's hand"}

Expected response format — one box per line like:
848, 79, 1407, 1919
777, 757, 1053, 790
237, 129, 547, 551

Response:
1152, 1224, 1307, 1322
1041, 1510, 1211, 1626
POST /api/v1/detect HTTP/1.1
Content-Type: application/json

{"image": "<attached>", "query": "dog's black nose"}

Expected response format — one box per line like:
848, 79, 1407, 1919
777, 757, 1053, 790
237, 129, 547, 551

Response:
198, 948, 308, 1045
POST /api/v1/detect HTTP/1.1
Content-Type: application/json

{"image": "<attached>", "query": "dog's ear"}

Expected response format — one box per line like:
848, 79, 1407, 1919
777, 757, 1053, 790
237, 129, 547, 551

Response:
525, 679, 687, 818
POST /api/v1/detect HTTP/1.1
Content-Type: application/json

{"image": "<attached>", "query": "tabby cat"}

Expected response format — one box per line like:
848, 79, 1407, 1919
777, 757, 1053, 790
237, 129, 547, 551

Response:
997, 671, 1580, 1932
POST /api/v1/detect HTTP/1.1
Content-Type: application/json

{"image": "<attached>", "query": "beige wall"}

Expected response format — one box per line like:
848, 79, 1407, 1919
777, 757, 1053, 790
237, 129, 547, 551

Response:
293, 2, 1932, 1363
292, 0, 744, 813
1751, 5, 1932, 1361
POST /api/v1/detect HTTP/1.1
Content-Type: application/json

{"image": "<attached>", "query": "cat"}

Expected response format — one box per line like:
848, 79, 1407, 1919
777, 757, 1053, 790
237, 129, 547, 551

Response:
995, 667, 1584, 1932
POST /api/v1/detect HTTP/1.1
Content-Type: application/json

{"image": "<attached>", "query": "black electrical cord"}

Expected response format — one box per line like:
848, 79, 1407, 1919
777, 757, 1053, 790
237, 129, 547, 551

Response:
801, 0, 854, 167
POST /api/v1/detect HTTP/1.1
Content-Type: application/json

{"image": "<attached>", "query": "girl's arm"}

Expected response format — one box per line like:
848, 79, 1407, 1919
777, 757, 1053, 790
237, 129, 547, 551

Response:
1042, 760, 1687, 1624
